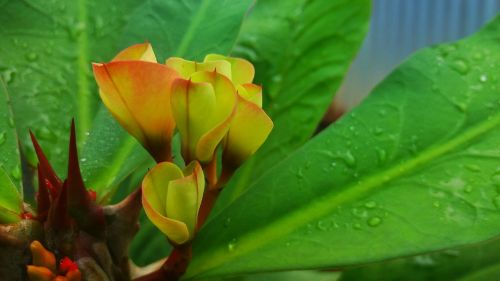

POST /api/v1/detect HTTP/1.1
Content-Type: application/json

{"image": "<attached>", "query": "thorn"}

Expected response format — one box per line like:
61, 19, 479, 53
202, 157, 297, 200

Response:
29, 130, 62, 190
47, 181, 71, 231
66, 120, 90, 211
36, 164, 50, 221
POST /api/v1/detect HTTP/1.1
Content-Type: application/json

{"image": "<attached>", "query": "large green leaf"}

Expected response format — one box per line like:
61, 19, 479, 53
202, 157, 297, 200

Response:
186, 15, 500, 279
121, 0, 254, 61
0, 78, 22, 222
340, 238, 500, 281
218, 0, 371, 207
0, 0, 146, 174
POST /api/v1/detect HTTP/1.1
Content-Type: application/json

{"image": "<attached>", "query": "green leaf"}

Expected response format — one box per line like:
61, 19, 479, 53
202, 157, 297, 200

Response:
80, 108, 154, 202
0, 78, 22, 222
121, 0, 254, 61
0, 79, 22, 191
219, 0, 371, 206
216, 270, 341, 281
186, 15, 500, 279
340, 238, 500, 281
0, 0, 146, 174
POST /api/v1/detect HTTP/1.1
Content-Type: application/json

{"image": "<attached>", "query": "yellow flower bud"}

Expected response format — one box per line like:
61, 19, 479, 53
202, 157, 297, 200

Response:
142, 161, 204, 245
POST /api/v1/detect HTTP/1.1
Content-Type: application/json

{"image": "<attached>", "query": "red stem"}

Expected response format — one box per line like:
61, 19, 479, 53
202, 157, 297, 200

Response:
133, 244, 192, 281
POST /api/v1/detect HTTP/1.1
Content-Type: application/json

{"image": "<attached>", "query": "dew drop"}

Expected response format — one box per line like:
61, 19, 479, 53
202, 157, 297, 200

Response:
343, 150, 356, 168
464, 164, 480, 172
433, 201, 441, 208
25, 52, 38, 62
479, 74, 488, 83
37, 127, 56, 140
364, 201, 377, 209
413, 255, 436, 267
317, 220, 332, 231
451, 59, 469, 75
376, 148, 386, 163
373, 127, 384, 136
227, 238, 237, 252
272, 75, 282, 84
11, 166, 21, 180
353, 223, 362, 230
367, 216, 382, 227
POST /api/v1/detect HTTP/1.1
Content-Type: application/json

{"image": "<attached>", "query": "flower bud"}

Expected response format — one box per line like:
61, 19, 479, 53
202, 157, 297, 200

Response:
170, 71, 237, 163
93, 43, 178, 162
142, 161, 204, 245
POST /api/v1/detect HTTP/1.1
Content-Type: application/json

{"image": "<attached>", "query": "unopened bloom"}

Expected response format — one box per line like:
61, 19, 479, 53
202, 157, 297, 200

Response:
142, 161, 204, 245
27, 241, 81, 281
166, 55, 272, 167
170, 70, 238, 163
93, 43, 179, 162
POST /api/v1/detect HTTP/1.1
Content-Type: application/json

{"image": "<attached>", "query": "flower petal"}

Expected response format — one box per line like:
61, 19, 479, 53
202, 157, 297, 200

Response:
166, 57, 231, 80
142, 162, 184, 215
165, 161, 204, 237
171, 79, 216, 162
237, 83, 262, 107
191, 71, 237, 162
142, 189, 189, 245
111, 42, 157, 62
183, 161, 205, 211
223, 96, 273, 167
93, 61, 178, 162
204, 54, 255, 85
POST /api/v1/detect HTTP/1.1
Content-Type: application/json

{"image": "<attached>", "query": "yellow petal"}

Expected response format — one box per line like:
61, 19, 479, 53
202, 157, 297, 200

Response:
142, 162, 192, 244
142, 187, 190, 245
171, 78, 216, 162
223, 96, 273, 167
165, 161, 204, 237
26, 265, 55, 281
93, 61, 178, 162
166, 57, 231, 80
191, 71, 237, 162
111, 42, 157, 62
30, 241, 56, 273
142, 162, 184, 214
237, 83, 262, 107
204, 54, 255, 85
183, 161, 205, 211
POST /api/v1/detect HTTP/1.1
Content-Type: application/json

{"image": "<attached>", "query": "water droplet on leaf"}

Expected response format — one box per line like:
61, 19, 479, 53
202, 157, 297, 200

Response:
367, 216, 381, 227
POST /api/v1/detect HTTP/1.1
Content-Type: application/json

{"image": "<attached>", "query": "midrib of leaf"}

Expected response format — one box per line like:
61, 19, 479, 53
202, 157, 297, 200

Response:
77, 0, 90, 142
187, 112, 500, 278
174, 0, 212, 57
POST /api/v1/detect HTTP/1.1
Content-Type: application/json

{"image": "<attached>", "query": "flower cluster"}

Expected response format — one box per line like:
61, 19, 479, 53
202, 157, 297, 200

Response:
93, 43, 273, 244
